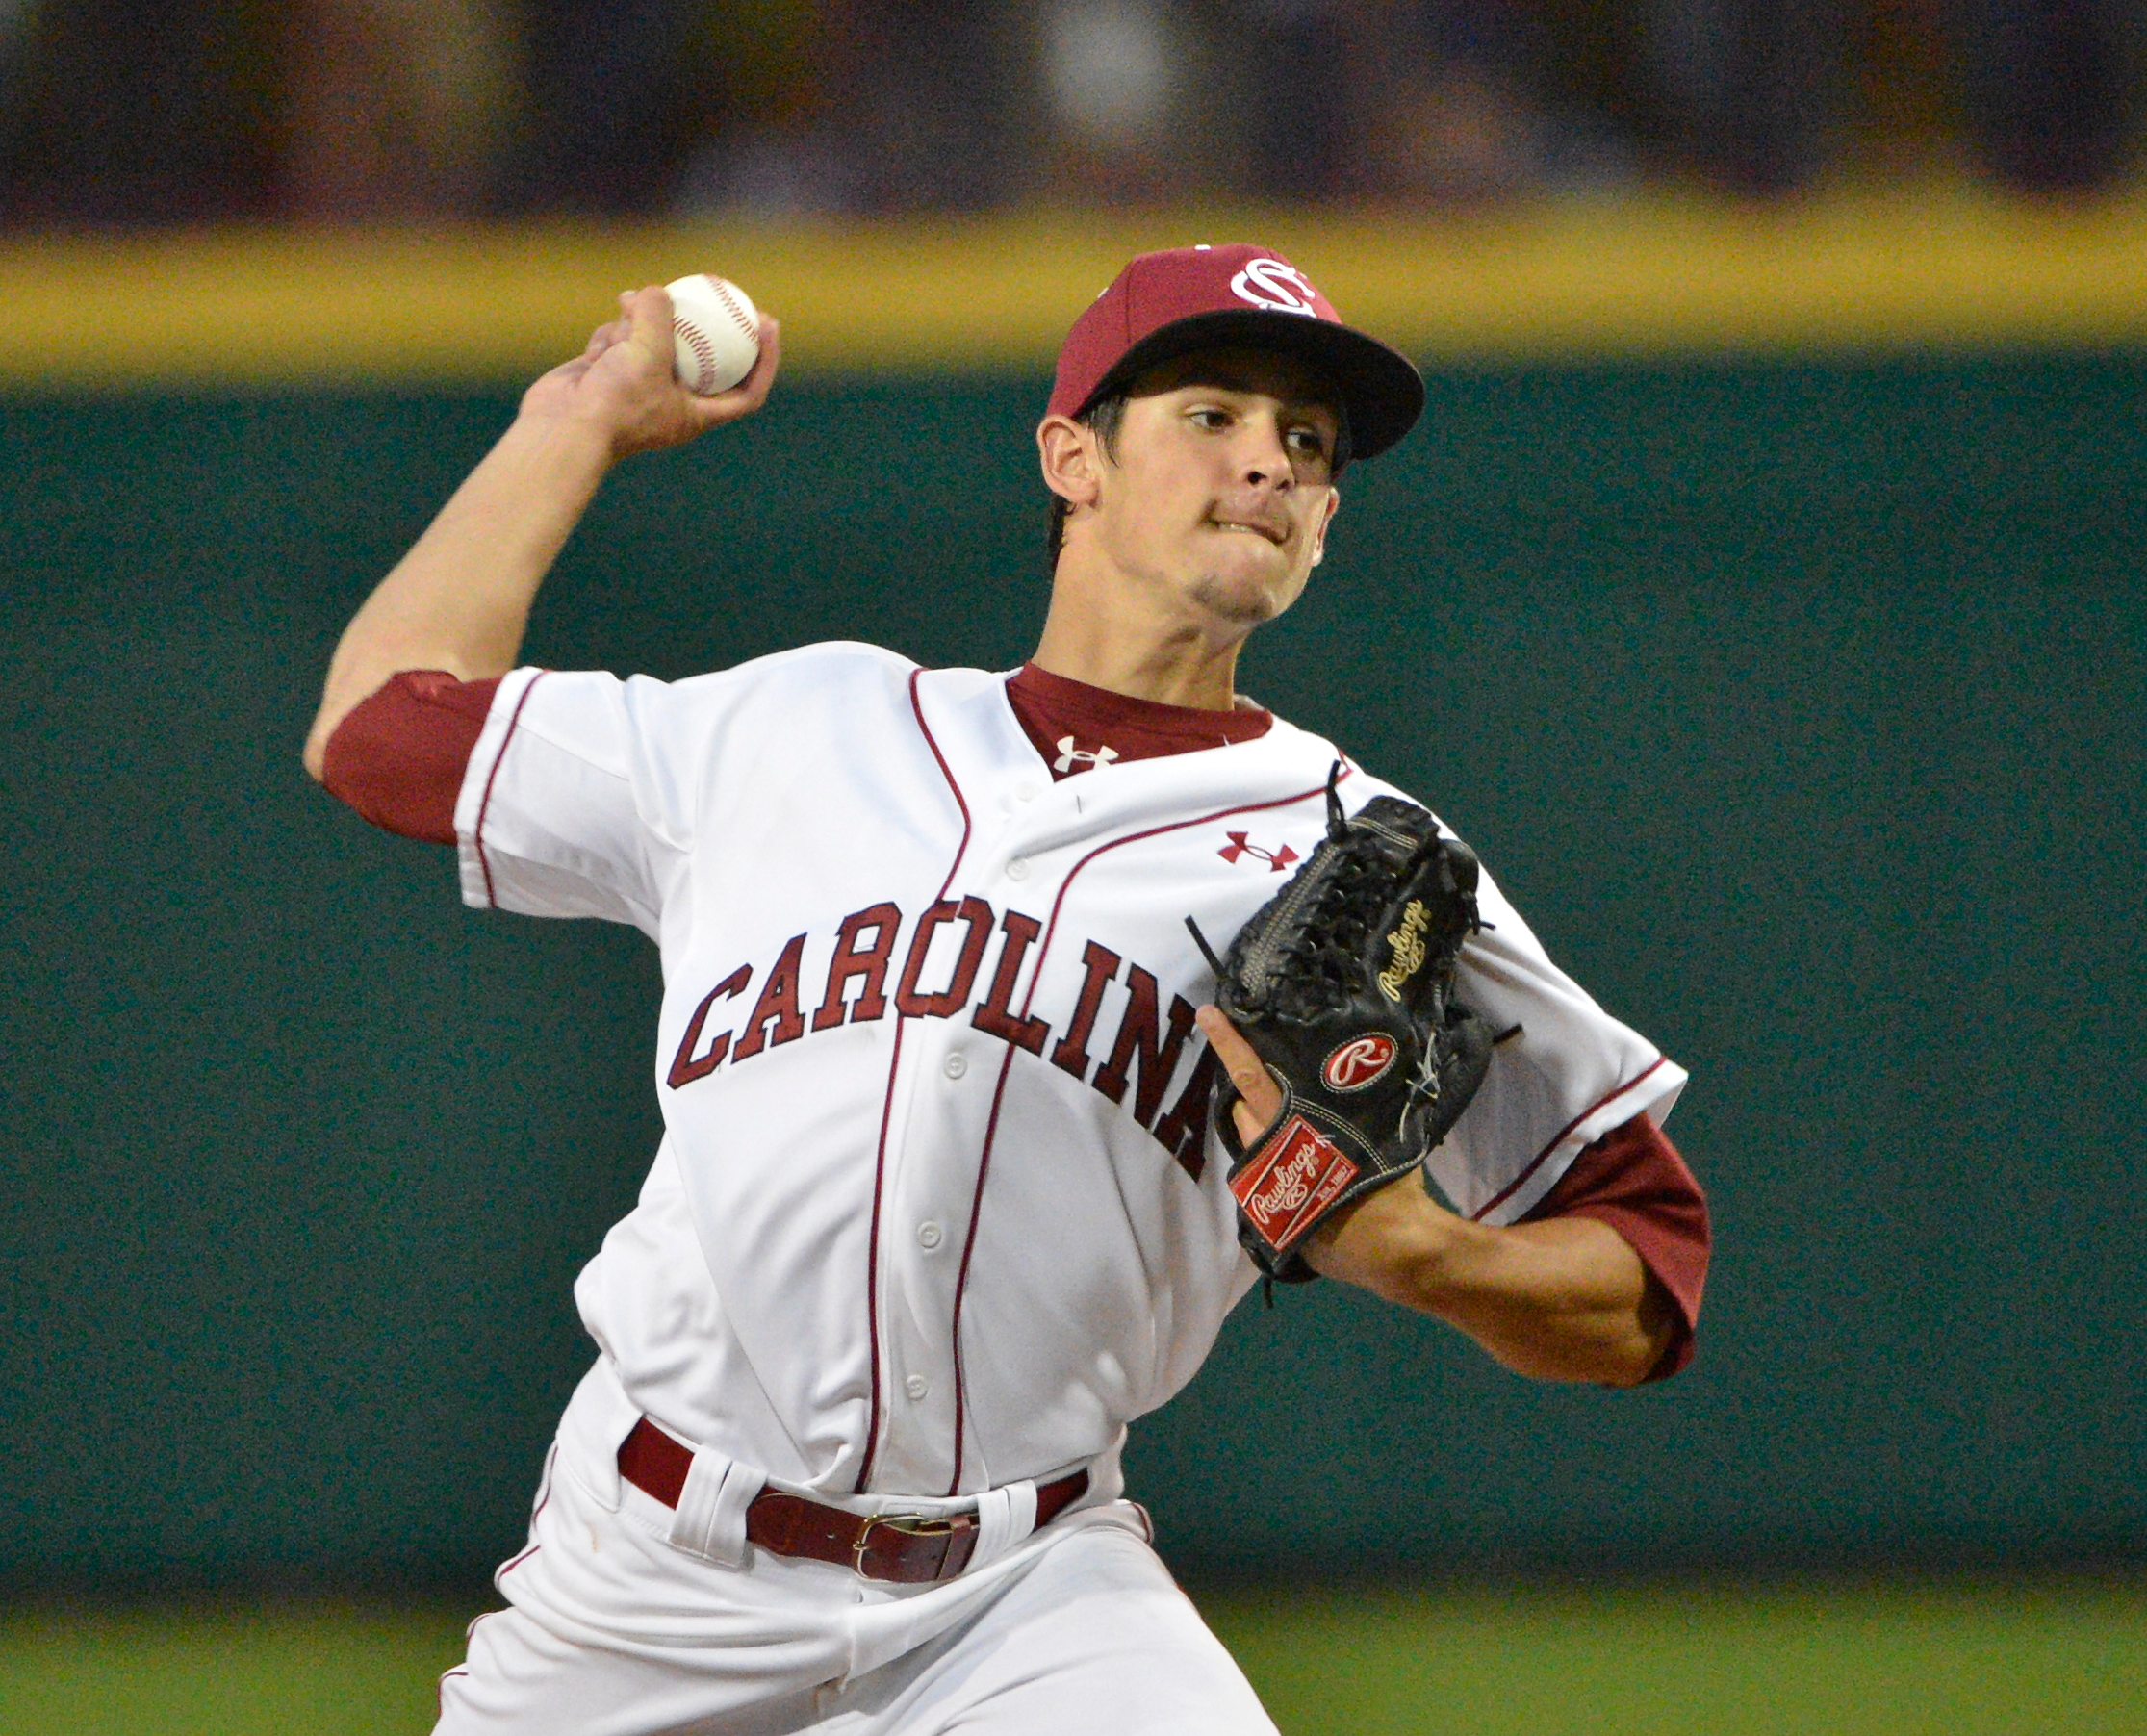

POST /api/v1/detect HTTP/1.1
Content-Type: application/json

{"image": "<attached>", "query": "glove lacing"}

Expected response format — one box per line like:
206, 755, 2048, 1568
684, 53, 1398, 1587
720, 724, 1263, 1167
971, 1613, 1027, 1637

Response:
1273, 762, 1436, 1020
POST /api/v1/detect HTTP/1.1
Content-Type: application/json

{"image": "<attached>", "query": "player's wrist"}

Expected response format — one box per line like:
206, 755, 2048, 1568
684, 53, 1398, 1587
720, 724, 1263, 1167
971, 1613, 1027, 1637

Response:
1306, 1174, 1467, 1305
499, 401, 626, 479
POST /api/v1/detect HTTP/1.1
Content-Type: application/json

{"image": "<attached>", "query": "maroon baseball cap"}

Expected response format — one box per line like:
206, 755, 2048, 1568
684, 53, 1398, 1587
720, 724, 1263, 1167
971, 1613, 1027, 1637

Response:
1047, 243, 1424, 461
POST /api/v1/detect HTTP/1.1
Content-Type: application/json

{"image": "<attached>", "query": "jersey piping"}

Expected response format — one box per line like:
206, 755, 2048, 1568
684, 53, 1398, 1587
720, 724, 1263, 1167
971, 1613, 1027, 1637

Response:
494, 1441, 557, 1584
473, 672, 548, 909
856, 669, 977, 1493
1470, 1054, 1672, 1222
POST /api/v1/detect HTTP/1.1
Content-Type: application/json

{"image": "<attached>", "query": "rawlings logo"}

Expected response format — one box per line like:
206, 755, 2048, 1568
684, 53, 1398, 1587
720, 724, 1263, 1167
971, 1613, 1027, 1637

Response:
1229, 257, 1320, 316
1322, 1034, 1396, 1092
1053, 737, 1120, 775
1376, 899, 1430, 1002
1229, 1117, 1359, 1250
1218, 831, 1301, 873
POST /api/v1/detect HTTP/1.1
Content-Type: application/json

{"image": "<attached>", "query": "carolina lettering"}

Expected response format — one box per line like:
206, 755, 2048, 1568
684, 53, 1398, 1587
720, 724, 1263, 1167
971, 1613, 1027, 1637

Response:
662, 898, 1217, 1176
1050, 941, 1120, 1078
1151, 1043, 1222, 1182
731, 933, 808, 1060
666, 963, 752, 1089
1090, 965, 1198, 1127
811, 902, 902, 1031
971, 909, 1051, 1054
893, 896, 993, 1018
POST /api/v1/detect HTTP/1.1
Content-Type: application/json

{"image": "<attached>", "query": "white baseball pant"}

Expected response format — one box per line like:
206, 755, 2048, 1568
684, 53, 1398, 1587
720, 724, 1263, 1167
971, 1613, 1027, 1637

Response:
433, 1382, 1276, 1734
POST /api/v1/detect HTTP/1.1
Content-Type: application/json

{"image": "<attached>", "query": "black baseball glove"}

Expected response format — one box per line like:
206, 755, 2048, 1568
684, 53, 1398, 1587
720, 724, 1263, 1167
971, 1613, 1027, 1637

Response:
1193, 772, 1496, 1282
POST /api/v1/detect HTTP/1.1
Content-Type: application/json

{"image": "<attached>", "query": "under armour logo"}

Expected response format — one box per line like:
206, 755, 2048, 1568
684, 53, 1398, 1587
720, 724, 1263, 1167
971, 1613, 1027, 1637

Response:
1053, 737, 1120, 775
1229, 258, 1319, 317
1219, 832, 1301, 872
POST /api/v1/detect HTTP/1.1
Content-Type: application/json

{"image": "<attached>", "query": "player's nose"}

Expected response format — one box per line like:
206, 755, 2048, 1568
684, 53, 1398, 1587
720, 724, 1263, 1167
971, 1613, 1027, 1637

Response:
1235, 412, 1296, 489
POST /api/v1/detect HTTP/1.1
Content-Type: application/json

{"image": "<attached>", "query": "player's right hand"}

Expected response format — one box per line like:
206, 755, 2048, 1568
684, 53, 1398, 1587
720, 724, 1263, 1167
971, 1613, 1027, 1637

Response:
519, 286, 781, 463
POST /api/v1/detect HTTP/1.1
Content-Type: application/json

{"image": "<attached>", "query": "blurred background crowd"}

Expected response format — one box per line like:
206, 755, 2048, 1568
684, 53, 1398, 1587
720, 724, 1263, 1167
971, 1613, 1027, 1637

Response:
0, 0, 2139, 227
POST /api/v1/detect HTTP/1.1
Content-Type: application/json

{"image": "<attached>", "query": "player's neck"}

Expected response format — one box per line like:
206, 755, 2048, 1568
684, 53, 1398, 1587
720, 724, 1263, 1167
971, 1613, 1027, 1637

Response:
1032, 555, 1249, 713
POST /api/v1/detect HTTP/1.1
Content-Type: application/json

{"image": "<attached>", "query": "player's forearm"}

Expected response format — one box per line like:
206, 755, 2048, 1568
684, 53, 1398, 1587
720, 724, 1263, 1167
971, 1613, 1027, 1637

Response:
302, 413, 613, 778
1308, 1182, 1672, 1387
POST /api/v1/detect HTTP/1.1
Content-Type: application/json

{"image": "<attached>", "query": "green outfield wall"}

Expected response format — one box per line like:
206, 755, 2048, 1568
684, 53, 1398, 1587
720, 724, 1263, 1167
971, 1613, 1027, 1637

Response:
3, 360, 2142, 1586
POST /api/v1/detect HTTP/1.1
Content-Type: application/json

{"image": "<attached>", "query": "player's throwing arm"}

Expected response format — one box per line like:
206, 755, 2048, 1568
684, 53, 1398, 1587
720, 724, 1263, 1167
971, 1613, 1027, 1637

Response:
302, 282, 780, 779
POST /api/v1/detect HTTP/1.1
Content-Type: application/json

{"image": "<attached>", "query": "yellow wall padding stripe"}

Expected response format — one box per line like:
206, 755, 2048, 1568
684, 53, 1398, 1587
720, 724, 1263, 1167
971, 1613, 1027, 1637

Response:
5, 189, 2147, 387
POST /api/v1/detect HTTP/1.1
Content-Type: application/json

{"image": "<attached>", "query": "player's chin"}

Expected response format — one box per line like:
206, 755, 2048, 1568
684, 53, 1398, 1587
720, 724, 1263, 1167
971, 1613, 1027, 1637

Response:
1189, 554, 1308, 627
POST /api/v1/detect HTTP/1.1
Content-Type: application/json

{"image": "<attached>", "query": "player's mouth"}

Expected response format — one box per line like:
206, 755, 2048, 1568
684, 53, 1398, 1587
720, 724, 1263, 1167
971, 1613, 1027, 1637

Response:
1207, 514, 1290, 547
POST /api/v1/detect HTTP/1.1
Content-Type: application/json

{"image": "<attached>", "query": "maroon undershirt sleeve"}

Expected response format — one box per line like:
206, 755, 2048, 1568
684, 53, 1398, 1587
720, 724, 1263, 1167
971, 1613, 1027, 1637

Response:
319, 671, 498, 845
1520, 1113, 1711, 1382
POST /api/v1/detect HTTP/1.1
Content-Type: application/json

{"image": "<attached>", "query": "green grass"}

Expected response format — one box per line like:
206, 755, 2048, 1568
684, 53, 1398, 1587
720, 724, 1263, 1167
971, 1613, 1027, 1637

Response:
1208, 1583, 2147, 1736
0, 1604, 467, 1736
2, 1582, 2141, 1734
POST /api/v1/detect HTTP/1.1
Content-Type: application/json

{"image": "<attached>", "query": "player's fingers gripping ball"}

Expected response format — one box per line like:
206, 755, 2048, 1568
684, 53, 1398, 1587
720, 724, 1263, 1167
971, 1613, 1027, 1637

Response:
666, 273, 761, 395
1197, 770, 1497, 1281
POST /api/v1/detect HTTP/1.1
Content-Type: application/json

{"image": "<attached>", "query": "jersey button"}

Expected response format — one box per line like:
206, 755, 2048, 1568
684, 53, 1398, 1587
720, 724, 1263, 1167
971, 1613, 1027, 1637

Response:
905, 1375, 930, 1401
916, 1221, 943, 1250
1015, 778, 1042, 803
942, 1053, 967, 1080
1006, 858, 1030, 881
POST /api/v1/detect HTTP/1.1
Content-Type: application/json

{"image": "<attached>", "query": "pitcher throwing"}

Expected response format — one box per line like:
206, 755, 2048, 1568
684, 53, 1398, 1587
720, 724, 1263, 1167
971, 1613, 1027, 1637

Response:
306, 243, 1710, 1735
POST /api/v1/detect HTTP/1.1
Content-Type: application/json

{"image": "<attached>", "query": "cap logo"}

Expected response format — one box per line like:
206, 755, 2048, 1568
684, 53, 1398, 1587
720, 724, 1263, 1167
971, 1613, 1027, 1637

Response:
1229, 258, 1319, 317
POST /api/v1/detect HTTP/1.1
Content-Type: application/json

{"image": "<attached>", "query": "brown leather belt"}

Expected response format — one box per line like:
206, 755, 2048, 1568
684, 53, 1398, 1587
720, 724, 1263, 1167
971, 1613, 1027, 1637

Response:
617, 1417, 1089, 1585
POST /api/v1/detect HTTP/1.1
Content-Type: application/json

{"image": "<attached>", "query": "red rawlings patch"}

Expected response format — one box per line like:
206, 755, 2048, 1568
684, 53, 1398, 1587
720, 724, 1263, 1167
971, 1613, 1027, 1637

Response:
1321, 1034, 1397, 1092
1229, 1117, 1360, 1253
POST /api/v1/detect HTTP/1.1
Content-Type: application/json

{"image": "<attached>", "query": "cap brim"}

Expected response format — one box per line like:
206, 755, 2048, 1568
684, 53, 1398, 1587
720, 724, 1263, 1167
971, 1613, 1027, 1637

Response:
1075, 309, 1425, 461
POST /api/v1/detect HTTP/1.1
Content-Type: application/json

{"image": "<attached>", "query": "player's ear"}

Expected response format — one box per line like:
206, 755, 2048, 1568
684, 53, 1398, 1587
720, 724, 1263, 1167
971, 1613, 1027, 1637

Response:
1037, 415, 1103, 510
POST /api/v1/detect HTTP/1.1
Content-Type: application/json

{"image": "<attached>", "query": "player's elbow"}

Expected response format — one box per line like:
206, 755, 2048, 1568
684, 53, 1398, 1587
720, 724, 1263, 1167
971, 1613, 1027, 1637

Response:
1514, 1293, 1676, 1388
1484, 1321, 1661, 1388
1589, 1332, 1669, 1389
302, 728, 328, 783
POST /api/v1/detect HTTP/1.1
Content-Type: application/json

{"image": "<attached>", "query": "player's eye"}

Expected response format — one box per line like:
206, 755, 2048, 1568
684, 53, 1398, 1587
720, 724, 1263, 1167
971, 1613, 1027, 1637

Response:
1286, 426, 1333, 468
1188, 406, 1232, 431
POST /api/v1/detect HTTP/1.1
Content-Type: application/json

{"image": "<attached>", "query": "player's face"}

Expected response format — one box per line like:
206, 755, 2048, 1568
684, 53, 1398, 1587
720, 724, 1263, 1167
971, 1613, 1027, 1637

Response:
1092, 350, 1342, 629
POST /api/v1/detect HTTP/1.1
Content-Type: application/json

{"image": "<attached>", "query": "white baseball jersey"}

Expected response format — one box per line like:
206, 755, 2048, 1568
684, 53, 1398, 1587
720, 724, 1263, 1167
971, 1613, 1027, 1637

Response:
452, 641, 1685, 1507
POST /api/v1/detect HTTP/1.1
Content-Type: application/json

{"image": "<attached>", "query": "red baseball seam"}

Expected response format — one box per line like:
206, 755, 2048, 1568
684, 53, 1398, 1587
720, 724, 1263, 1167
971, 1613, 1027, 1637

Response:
710, 282, 757, 340
679, 321, 717, 390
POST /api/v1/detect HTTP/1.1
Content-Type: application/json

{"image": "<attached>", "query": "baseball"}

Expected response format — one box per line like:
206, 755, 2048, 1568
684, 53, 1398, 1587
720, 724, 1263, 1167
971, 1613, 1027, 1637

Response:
665, 273, 761, 395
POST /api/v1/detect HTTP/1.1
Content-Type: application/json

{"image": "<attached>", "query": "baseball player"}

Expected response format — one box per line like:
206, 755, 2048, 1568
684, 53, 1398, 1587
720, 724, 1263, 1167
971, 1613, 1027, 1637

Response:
305, 243, 1709, 1734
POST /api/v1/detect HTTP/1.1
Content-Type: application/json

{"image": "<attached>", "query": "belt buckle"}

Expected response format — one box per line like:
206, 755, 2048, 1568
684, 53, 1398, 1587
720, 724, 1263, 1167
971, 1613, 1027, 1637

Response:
853, 1510, 972, 1580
